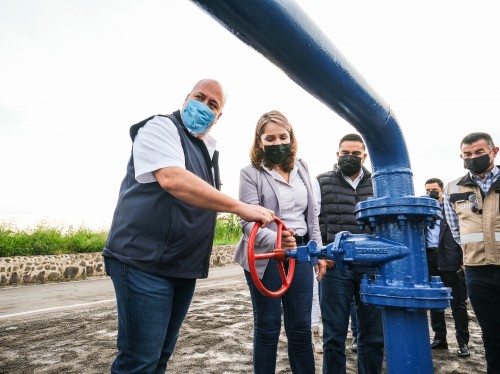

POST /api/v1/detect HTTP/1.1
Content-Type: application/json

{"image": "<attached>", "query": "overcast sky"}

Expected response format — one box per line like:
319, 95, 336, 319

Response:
1, 0, 499, 230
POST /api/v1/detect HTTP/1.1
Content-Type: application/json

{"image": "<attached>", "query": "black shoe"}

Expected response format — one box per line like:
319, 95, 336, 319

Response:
457, 343, 470, 357
430, 339, 448, 349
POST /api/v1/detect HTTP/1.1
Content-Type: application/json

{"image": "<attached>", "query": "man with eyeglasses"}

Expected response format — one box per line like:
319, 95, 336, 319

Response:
443, 132, 500, 373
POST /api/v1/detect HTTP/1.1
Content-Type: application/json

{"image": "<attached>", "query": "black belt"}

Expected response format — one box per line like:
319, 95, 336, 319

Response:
294, 234, 310, 246
426, 247, 438, 252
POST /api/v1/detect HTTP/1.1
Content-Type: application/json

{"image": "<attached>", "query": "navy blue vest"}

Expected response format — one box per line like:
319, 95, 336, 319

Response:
103, 111, 217, 279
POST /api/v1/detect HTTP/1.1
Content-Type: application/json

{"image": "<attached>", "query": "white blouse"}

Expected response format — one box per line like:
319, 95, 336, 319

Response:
265, 165, 308, 236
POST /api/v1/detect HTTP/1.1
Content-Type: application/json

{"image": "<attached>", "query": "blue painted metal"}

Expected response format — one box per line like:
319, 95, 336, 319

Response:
190, 0, 450, 372
288, 235, 449, 310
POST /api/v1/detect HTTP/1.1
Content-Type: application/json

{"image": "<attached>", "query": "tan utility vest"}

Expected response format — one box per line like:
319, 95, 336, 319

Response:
447, 175, 500, 266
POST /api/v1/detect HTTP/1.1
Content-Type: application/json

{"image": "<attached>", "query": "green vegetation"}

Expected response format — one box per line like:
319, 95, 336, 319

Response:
0, 223, 108, 257
0, 214, 242, 257
214, 214, 242, 245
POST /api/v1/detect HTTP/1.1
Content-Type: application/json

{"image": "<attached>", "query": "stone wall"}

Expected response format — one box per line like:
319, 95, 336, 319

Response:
0, 245, 236, 287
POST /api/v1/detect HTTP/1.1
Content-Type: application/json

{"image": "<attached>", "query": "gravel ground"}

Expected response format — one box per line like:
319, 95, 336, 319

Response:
0, 278, 487, 373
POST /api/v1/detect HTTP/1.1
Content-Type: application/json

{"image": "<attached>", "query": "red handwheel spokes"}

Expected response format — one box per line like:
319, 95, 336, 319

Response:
247, 217, 296, 298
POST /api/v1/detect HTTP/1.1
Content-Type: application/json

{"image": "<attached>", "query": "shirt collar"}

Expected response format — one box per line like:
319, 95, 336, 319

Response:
342, 168, 364, 188
264, 159, 299, 178
469, 165, 499, 182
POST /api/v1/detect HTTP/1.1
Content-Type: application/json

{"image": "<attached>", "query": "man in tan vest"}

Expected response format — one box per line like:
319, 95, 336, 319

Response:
443, 132, 499, 373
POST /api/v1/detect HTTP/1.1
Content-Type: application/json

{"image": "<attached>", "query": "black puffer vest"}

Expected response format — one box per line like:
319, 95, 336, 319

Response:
103, 111, 217, 279
316, 165, 373, 244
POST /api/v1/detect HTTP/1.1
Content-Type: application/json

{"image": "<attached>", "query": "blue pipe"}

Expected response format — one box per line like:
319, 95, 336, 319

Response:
190, 1, 449, 373
191, 0, 412, 198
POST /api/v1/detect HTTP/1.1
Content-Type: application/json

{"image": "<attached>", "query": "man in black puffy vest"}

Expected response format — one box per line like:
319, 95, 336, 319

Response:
313, 133, 384, 374
424, 178, 470, 357
102, 79, 274, 373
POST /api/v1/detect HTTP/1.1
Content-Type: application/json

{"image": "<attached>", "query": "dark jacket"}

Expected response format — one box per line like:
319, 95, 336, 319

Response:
103, 111, 217, 279
436, 211, 464, 271
316, 165, 373, 244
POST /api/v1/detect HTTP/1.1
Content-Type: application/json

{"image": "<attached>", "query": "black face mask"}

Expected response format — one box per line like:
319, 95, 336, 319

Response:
428, 191, 440, 200
263, 143, 291, 165
463, 153, 491, 175
338, 155, 362, 176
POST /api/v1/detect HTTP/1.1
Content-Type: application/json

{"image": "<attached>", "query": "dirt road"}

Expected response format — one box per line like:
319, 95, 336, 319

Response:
0, 264, 487, 373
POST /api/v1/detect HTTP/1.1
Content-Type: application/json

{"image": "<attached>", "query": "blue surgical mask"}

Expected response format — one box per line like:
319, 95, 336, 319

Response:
181, 99, 216, 135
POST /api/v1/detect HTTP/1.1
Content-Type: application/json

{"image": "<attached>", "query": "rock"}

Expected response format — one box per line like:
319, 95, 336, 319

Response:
63, 267, 80, 279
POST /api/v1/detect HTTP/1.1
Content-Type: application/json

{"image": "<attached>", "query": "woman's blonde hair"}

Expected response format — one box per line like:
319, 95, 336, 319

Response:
250, 110, 297, 172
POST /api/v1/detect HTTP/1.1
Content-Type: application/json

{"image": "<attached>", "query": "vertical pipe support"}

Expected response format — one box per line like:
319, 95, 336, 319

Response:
189, 1, 450, 372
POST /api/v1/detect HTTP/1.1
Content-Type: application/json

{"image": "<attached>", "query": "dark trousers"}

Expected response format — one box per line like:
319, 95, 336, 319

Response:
465, 265, 500, 373
319, 268, 384, 374
426, 250, 469, 345
244, 259, 315, 374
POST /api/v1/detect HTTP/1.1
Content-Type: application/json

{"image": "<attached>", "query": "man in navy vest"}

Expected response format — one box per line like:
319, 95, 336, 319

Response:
103, 79, 275, 373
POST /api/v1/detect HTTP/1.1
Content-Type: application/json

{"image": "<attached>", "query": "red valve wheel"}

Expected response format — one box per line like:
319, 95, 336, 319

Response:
247, 217, 296, 298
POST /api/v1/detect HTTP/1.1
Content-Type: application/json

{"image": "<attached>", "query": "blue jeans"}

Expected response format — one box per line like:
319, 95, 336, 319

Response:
349, 297, 358, 337
465, 265, 500, 373
245, 259, 315, 374
105, 257, 196, 374
320, 267, 384, 374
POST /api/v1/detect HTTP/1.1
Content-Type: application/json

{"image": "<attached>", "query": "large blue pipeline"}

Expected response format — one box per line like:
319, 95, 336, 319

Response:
190, 1, 449, 373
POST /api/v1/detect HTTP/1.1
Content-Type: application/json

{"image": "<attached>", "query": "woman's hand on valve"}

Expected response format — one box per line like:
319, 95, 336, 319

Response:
281, 228, 296, 249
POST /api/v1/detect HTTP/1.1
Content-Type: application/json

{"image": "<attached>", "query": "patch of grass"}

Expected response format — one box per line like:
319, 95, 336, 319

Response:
214, 214, 242, 245
0, 223, 107, 257
0, 214, 242, 257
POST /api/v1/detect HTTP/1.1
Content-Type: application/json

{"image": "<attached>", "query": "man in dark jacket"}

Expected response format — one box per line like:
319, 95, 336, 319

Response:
313, 133, 384, 374
102, 79, 275, 373
425, 178, 470, 357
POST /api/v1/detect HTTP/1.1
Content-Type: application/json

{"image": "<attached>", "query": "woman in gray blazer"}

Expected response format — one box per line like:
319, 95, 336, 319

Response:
234, 110, 323, 374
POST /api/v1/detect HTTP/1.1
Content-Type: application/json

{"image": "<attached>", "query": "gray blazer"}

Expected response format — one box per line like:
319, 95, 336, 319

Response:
234, 158, 322, 278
